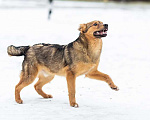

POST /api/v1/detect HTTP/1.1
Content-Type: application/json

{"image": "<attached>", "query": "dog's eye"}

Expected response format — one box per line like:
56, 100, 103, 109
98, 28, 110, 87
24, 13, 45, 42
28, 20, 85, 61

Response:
93, 23, 97, 26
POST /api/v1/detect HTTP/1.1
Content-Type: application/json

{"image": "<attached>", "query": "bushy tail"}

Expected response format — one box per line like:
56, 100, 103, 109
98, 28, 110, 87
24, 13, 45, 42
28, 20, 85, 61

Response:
7, 45, 30, 56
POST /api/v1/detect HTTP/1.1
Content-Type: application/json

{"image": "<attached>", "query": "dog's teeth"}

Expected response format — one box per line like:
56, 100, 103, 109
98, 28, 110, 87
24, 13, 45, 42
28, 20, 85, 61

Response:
96, 32, 100, 35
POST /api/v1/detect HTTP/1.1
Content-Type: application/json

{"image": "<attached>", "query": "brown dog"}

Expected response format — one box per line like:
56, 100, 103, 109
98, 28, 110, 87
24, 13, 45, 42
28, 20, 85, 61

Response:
7, 20, 119, 107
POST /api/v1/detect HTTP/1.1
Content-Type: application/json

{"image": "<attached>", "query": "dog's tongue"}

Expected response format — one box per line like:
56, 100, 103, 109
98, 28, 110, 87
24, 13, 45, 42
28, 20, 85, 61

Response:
96, 31, 102, 35
96, 31, 107, 35
100, 31, 104, 35
104, 31, 107, 34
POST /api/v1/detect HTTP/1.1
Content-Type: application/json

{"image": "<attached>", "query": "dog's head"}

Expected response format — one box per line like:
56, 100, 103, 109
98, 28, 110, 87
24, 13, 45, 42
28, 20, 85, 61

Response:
79, 20, 108, 38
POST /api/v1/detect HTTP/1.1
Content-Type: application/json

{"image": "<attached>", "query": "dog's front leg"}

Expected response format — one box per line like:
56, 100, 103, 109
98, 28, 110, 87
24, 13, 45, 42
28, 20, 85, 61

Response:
66, 71, 78, 107
86, 70, 119, 91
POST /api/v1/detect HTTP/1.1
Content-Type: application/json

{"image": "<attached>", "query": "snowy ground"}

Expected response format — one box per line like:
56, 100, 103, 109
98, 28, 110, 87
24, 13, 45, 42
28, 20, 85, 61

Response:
0, 1, 150, 120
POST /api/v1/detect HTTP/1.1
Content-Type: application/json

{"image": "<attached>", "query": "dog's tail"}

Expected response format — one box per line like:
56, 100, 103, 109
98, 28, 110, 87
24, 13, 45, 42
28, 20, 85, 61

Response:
7, 45, 30, 56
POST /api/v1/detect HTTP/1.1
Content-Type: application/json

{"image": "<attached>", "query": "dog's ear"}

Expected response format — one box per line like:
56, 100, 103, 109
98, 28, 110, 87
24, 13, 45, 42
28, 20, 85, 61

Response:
78, 24, 87, 33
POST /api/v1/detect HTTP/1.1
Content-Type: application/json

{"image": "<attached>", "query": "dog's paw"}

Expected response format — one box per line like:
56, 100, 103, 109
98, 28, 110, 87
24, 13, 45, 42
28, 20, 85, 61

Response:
111, 86, 119, 91
70, 102, 79, 108
43, 94, 53, 98
109, 83, 119, 91
47, 94, 53, 98
16, 99, 23, 104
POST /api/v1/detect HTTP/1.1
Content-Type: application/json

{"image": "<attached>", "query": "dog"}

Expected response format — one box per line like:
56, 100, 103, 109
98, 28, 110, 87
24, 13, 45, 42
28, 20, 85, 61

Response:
7, 20, 119, 107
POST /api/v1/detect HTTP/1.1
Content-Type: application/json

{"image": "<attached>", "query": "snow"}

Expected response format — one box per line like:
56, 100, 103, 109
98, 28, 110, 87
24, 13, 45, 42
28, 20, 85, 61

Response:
0, 1, 150, 120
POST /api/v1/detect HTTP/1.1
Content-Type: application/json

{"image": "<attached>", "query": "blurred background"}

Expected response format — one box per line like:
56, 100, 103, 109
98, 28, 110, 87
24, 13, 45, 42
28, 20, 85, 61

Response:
0, 0, 150, 8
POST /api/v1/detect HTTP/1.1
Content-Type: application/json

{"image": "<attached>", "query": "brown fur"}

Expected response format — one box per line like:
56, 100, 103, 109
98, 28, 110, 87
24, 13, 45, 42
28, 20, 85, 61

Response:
7, 20, 119, 107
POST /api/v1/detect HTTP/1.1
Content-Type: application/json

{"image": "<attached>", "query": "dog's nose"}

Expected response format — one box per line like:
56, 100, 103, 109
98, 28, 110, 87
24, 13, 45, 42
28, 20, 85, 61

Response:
104, 24, 108, 29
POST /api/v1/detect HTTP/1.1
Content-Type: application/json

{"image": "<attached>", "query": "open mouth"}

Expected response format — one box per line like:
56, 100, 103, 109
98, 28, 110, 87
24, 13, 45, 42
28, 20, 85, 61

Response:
93, 29, 108, 38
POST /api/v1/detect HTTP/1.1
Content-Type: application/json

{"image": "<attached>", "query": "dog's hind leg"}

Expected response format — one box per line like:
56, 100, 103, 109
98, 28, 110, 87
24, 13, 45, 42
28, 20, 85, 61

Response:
34, 72, 54, 98
86, 70, 119, 91
15, 64, 38, 104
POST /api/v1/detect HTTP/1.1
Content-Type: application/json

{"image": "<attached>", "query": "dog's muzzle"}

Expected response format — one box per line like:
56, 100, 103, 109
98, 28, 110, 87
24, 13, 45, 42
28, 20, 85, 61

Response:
93, 24, 108, 38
